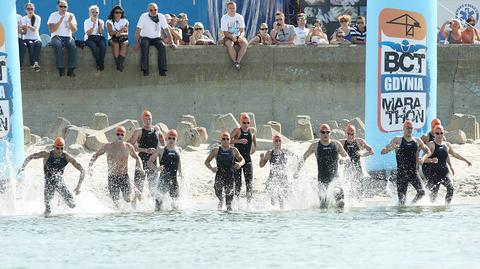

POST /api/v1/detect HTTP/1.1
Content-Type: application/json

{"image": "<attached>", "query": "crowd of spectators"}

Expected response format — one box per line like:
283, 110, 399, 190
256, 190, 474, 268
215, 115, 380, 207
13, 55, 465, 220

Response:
16, 0, 479, 76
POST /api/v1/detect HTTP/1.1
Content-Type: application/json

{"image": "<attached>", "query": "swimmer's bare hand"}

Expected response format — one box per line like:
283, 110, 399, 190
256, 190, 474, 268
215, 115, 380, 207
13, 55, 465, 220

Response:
74, 186, 81, 195
260, 153, 265, 159
210, 167, 218, 173
233, 163, 241, 170
137, 168, 145, 177
17, 168, 24, 175
87, 168, 94, 176
466, 160, 472, 166
157, 166, 164, 173
238, 138, 248, 144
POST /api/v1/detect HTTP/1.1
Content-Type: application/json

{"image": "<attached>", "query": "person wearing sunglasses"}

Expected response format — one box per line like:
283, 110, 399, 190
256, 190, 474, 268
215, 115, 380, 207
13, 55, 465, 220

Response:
18, 137, 85, 216
129, 111, 164, 204
350, 16, 366, 45
231, 113, 257, 207
297, 124, 349, 209
294, 13, 309, 46
88, 126, 145, 208
221, 1, 249, 70
420, 118, 442, 185
47, 0, 78, 77
381, 120, 430, 206
340, 125, 374, 186
248, 22, 272, 45
133, 3, 175, 77
331, 14, 352, 43
106, 5, 129, 72
177, 13, 194, 45
189, 22, 215, 45
421, 125, 472, 205
259, 134, 295, 209
20, 2, 42, 72
271, 11, 296, 45
205, 132, 245, 211
147, 129, 183, 210
461, 16, 480, 44
84, 5, 106, 71
330, 29, 351, 45
439, 18, 463, 44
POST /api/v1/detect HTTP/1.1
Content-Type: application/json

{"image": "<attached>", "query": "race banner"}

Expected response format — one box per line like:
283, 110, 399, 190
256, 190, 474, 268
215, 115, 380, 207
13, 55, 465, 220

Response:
0, 1, 24, 170
365, 0, 437, 171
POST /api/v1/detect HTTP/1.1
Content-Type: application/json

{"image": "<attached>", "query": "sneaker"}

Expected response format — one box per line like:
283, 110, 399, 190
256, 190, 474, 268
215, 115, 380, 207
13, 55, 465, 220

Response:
234, 62, 241, 70
58, 68, 65, 77
143, 70, 149, 76
159, 71, 167, 76
33, 63, 40, 72
67, 68, 76, 77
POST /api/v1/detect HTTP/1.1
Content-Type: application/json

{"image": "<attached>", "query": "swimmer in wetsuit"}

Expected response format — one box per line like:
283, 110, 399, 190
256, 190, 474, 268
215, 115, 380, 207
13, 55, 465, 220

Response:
205, 132, 245, 211
147, 129, 183, 211
259, 134, 294, 209
88, 126, 145, 207
420, 118, 443, 185
19, 137, 85, 216
129, 110, 164, 200
421, 125, 472, 204
298, 124, 349, 209
381, 120, 430, 206
230, 113, 257, 205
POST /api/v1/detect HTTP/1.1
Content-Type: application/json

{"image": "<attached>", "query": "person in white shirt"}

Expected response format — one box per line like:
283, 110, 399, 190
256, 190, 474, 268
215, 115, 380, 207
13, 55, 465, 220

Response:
294, 13, 310, 46
106, 5, 129, 72
17, 13, 27, 70
21, 3, 42, 71
84, 5, 106, 71
47, 0, 78, 77
134, 3, 175, 77
220, 1, 248, 70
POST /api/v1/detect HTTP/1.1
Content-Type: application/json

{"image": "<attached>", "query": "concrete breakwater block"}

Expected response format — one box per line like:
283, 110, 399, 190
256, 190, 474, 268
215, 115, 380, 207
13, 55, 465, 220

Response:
180, 115, 197, 127
68, 144, 85, 155
330, 129, 346, 140
45, 117, 71, 139
196, 127, 208, 144
30, 134, 41, 145
89, 113, 109, 130
64, 125, 90, 147
24, 126, 31, 145
445, 130, 467, 144
155, 122, 169, 138
211, 113, 240, 133
267, 121, 281, 133
447, 113, 477, 140
176, 121, 201, 148
293, 115, 314, 141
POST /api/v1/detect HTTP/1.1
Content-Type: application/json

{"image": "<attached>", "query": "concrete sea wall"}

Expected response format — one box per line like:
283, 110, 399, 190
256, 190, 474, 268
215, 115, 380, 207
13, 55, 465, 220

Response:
21, 45, 480, 136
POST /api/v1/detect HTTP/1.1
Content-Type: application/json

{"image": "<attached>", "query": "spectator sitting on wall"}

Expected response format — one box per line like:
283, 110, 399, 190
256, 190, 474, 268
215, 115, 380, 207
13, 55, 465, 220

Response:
84, 5, 106, 71
178, 13, 194, 45
221, 1, 248, 70
166, 14, 183, 46
294, 13, 309, 46
350, 16, 366, 45
133, 2, 175, 77
47, 0, 78, 77
190, 22, 215, 45
106, 5, 129, 72
439, 18, 463, 44
21, 2, 42, 72
17, 13, 27, 71
331, 14, 352, 43
330, 29, 351, 45
271, 11, 296, 45
461, 16, 479, 44
248, 23, 272, 45
306, 20, 328, 45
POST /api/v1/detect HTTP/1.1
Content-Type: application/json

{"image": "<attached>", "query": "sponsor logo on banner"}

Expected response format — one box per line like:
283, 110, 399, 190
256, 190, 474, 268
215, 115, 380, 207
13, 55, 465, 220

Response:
456, 3, 479, 23
378, 9, 428, 132
0, 22, 11, 139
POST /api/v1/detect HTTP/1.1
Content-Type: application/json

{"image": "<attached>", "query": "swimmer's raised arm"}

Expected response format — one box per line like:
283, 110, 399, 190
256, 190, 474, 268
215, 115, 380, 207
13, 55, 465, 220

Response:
381, 137, 400, 155
18, 151, 49, 173
259, 150, 272, 168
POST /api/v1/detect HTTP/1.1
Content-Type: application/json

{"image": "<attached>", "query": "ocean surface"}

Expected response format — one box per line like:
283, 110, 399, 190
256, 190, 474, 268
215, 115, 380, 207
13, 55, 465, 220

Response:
1, 143, 478, 268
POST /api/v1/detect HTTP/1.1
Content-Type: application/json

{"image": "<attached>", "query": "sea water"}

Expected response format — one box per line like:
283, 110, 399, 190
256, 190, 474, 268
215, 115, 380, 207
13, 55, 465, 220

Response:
1, 143, 479, 268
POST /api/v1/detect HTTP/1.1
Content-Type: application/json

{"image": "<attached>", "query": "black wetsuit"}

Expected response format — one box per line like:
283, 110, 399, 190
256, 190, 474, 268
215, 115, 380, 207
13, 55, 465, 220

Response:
421, 132, 435, 182
158, 147, 180, 198
266, 150, 288, 199
343, 139, 362, 175
234, 128, 253, 202
134, 127, 159, 192
426, 142, 453, 203
316, 142, 343, 208
43, 151, 75, 212
395, 138, 425, 205
215, 147, 235, 208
